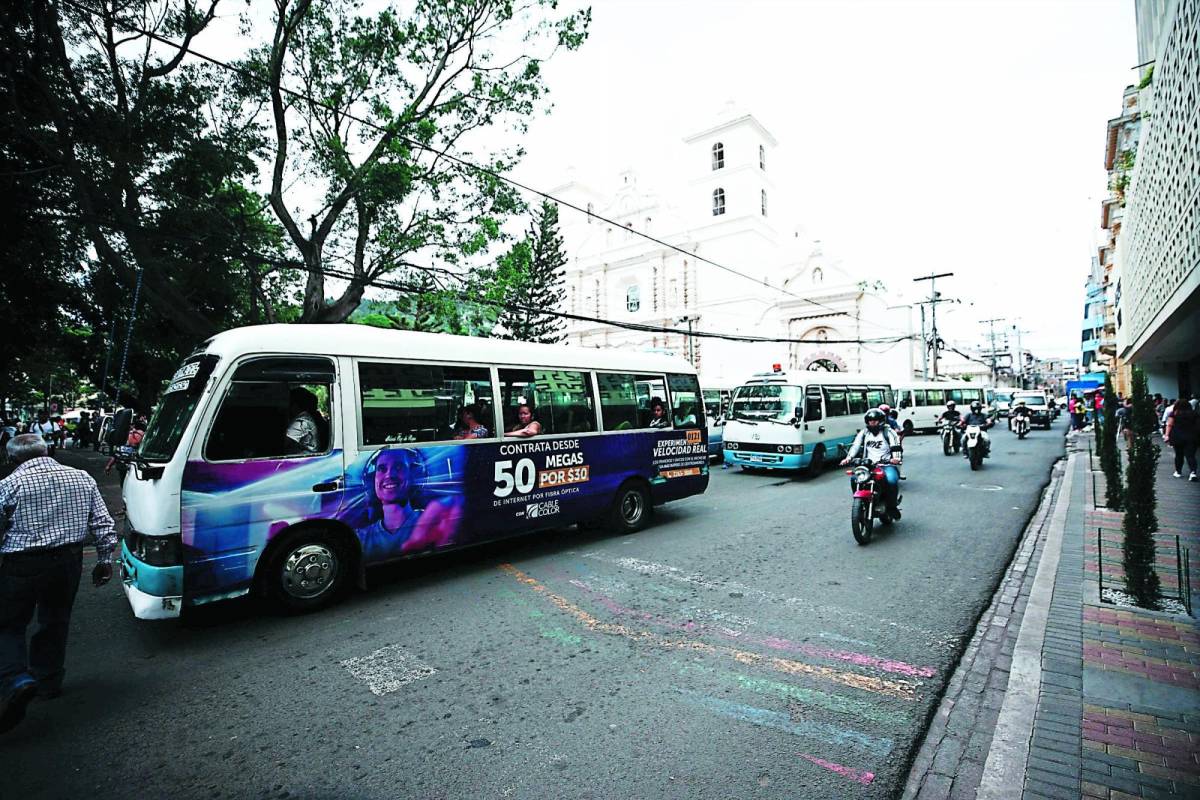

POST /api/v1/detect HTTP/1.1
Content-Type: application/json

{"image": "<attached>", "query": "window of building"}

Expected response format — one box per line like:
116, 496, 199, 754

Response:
759, 144, 765, 170
712, 188, 726, 216
498, 368, 596, 435
626, 284, 640, 313
358, 362, 494, 446
206, 357, 335, 461
761, 189, 767, 216
712, 142, 724, 170
667, 373, 702, 428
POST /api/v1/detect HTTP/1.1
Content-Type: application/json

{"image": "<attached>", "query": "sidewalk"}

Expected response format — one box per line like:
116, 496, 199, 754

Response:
904, 430, 1200, 799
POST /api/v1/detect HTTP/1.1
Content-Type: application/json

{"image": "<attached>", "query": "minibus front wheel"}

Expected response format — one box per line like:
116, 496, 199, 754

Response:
262, 527, 351, 613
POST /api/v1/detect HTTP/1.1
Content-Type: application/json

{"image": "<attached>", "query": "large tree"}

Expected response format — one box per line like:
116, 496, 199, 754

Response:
258, 0, 589, 323
496, 199, 567, 343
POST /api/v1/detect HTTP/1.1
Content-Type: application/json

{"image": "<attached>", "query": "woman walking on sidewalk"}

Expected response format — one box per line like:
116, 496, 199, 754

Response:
1164, 398, 1198, 480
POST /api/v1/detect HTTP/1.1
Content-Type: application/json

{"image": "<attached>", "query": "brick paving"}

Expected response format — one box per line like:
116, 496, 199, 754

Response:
903, 429, 1200, 799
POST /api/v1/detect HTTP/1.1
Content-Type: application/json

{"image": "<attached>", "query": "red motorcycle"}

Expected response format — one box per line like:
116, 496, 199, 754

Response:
845, 458, 899, 545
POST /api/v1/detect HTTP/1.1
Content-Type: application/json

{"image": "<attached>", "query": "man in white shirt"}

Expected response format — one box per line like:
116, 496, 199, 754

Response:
840, 409, 903, 519
285, 388, 323, 454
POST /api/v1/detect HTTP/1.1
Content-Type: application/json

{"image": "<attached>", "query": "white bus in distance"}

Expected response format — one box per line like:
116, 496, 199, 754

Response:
722, 367, 895, 474
893, 381, 986, 434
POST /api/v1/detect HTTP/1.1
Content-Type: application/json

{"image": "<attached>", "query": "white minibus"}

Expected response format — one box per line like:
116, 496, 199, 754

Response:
893, 381, 986, 434
722, 368, 895, 474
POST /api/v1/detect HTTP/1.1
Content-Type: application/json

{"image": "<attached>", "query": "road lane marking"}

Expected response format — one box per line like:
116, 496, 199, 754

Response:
501, 564, 917, 699
676, 689, 893, 757
569, 578, 936, 678
573, 551, 945, 645
339, 644, 436, 696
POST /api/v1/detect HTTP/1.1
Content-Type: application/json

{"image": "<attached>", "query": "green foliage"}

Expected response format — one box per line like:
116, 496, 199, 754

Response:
493, 200, 568, 344
1137, 65, 1154, 89
1121, 367, 1161, 609
1100, 373, 1123, 510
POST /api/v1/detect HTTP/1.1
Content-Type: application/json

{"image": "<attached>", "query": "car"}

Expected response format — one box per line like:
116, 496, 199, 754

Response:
1012, 391, 1053, 429
991, 390, 1015, 418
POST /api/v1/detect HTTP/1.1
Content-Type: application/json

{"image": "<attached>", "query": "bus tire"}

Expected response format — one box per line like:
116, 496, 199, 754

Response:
806, 445, 825, 478
262, 527, 351, 614
610, 481, 652, 534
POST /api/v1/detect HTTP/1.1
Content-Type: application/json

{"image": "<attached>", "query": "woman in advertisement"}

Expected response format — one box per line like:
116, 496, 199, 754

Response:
358, 448, 462, 561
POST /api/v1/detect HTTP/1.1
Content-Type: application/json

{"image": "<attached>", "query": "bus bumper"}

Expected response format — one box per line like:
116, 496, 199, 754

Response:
120, 540, 183, 620
723, 450, 806, 470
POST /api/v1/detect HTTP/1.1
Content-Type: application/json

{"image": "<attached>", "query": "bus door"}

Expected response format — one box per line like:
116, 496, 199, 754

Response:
181, 356, 346, 603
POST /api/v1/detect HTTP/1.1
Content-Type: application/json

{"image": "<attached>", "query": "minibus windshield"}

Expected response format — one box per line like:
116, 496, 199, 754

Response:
730, 384, 803, 423
139, 356, 216, 462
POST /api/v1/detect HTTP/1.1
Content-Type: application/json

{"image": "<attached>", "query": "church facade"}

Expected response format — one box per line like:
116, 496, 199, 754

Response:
551, 111, 914, 389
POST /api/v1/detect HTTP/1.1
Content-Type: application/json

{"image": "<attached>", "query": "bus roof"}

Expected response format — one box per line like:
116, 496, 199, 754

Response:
737, 370, 895, 386
893, 380, 983, 390
197, 324, 697, 374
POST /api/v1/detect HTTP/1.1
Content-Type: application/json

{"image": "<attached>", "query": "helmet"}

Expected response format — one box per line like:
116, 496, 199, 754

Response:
946, 401, 956, 409
878, 404, 891, 414
864, 409, 886, 427
970, 401, 983, 412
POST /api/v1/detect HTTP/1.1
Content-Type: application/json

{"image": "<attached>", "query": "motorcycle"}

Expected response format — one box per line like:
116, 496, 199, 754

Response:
963, 424, 986, 470
940, 421, 961, 455
1013, 414, 1030, 439
845, 458, 898, 546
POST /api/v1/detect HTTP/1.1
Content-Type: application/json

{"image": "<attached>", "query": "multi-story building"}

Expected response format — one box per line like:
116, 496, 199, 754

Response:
550, 109, 913, 389
1081, 257, 1108, 373
1112, 0, 1199, 399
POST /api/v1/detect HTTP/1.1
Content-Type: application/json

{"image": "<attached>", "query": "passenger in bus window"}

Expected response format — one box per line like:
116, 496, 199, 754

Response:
452, 404, 490, 440
673, 404, 697, 427
648, 398, 670, 428
506, 403, 542, 438
359, 448, 459, 559
285, 387, 326, 454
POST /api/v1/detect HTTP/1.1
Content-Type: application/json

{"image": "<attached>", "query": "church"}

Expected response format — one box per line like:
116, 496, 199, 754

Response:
550, 109, 915, 390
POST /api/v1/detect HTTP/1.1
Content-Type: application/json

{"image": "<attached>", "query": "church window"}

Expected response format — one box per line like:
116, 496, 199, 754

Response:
812, 267, 823, 284
626, 285, 640, 313
712, 188, 726, 216
761, 189, 767, 217
711, 142, 724, 170
759, 144, 766, 170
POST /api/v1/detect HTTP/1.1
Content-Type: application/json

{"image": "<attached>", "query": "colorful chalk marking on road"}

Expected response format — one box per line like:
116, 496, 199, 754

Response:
798, 753, 876, 786
500, 564, 918, 699
569, 578, 936, 679
675, 689, 894, 757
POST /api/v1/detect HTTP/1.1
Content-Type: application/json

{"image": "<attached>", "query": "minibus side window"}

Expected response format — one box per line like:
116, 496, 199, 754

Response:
205, 357, 335, 461
913, 390, 927, 407
804, 387, 823, 421
866, 388, 884, 408
898, 390, 912, 409
499, 368, 597, 435
823, 387, 848, 417
667, 373, 702, 428
847, 387, 868, 415
358, 362, 494, 445
634, 375, 669, 428
598, 373, 640, 431
926, 389, 946, 406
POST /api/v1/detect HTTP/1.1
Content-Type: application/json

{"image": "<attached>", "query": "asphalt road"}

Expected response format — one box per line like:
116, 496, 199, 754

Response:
2, 427, 1065, 799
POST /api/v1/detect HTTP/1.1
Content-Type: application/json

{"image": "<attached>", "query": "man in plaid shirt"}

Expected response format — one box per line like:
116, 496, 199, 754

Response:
1, 434, 116, 734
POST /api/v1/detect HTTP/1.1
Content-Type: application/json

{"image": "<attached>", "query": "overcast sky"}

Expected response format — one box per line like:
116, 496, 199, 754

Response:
512, 0, 1139, 359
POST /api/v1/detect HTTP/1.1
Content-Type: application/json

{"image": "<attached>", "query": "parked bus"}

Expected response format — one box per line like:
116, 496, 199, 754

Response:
120, 325, 710, 619
893, 381, 986, 434
722, 368, 895, 474
702, 386, 732, 461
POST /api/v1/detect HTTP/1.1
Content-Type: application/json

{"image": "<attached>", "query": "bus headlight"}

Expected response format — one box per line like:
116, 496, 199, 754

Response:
725, 442, 738, 450
128, 531, 183, 567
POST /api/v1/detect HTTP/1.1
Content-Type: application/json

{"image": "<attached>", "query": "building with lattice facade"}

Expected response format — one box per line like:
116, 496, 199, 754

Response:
549, 109, 913, 389
1113, 0, 1200, 398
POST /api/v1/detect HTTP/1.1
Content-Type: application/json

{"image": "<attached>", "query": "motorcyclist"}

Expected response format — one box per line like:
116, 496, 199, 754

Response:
937, 401, 963, 451
840, 409, 902, 520
959, 400, 993, 459
878, 404, 906, 479
1010, 399, 1033, 433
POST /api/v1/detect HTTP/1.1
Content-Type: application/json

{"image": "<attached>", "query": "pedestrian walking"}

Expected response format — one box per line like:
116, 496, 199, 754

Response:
0, 434, 116, 733
1164, 399, 1198, 481
26, 412, 57, 457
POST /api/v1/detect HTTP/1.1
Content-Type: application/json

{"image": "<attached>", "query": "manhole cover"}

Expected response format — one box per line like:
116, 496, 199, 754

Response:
958, 483, 1004, 491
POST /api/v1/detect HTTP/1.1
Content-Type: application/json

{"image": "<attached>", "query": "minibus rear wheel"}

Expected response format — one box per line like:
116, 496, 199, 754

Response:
610, 481, 652, 534
264, 528, 349, 613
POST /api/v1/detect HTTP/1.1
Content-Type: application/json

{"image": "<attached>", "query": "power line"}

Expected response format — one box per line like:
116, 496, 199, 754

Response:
55, 0, 912, 338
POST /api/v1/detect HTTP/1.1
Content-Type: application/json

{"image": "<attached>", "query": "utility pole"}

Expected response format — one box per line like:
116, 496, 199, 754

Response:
913, 272, 953, 379
980, 318, 1005, 385
919, 305, 928, 380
